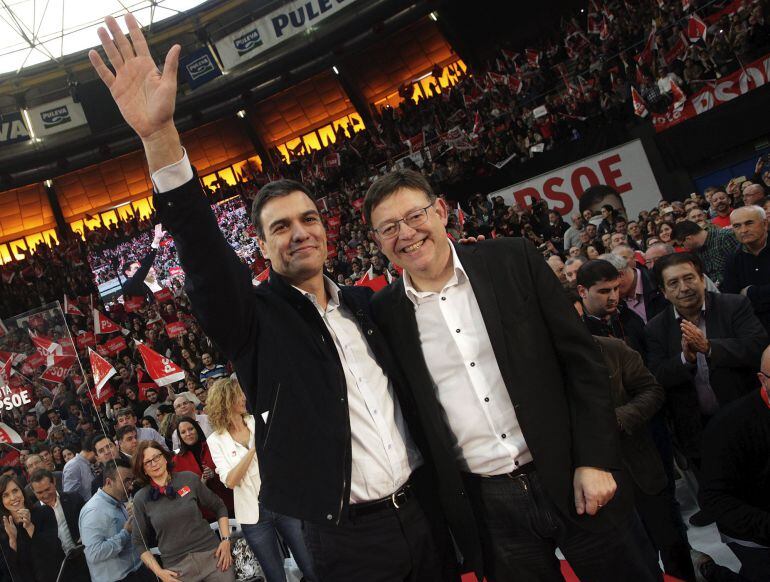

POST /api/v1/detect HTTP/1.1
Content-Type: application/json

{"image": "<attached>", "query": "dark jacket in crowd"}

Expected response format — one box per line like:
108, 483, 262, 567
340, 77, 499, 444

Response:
645, 292, 767, 460
594, 336, 668, 496
722, 243, 770, 334
583, 303, 647, 359
699, 389, 770, 547
371, 239, 633, 574
121, 249, 157, 301
638, 266, 669, 322
154, 177, 434, 531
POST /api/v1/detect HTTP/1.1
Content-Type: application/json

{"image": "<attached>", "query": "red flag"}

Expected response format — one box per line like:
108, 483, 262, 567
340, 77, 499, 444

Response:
88, 348, 116, 400
354, 268, 390, 292
631, 86, 649, 118
404, 131, 426, 152
136, 343, 185, 387
153, 288, 173, 303
682, 0, 692, 11
635, 28, 657, 66
670, 80, 687, 110
0, 423, 23, 445
664, 32, 688, 65
687, 14, 707, 43
63, 295, 84, 317
508, 76, 522, 95
137, 368, 157, 401
599, 17, 610, 41
93, 309, 121, 335
587, 13, 602, 35
472, 111, 482, 135
29, 332, 63, 357
40, 356, 76, 384
501, 49, 519, 63
525, 49, 540, 68
0, 358, 12, 390
255, 268, 270, 284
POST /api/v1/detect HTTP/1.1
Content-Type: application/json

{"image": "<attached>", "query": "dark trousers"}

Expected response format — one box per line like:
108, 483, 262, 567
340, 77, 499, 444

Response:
121, 564, 157, 582
728, 543, 770, 582
301, 492, 455, 582
462, 469, 663, 582
634, 482, 697, 582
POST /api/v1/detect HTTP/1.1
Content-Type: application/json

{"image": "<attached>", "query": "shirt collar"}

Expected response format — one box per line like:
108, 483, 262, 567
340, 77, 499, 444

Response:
96, 487, 124, 509
293, 275, 341, 311
672, 302, 706, 321
403, 242, 468, 306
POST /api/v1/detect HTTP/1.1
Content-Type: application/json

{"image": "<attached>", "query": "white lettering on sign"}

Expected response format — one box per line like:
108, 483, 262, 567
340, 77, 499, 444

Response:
0, 391, 31, 411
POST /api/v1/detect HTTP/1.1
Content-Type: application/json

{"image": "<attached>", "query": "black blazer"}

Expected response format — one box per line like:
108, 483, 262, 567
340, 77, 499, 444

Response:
639, 266, 668, 321
121, 248, 157, 301
371, 239, 632, 574
154, 177, 429, 526
645, 292, 767, 459
594, 336, 667, 496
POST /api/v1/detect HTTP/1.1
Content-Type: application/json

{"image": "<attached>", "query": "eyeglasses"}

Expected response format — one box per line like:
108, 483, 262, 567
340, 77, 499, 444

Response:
143, 454, 165, 468
372, 204, 433, 239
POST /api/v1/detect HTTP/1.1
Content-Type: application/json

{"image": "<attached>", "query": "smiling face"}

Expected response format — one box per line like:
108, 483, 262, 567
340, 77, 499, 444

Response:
370, 187, 451, 285
257, 191, 327, 284
31, 477, 57, 506
178, 421, 199, 447
660, 262, 706, 313
1, 480, 25, 516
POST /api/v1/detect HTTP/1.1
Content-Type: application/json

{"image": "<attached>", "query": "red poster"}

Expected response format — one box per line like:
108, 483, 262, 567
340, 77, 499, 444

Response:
154, 288, 174, 303
124, 296, 145, 312
105, 337, 128, 356
95, 344, 110, 357
165, 321, 187, 338
76, 332, 96, 349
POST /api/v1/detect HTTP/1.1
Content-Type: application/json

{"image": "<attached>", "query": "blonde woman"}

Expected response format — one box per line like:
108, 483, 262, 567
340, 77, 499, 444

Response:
206, 378, 317, 582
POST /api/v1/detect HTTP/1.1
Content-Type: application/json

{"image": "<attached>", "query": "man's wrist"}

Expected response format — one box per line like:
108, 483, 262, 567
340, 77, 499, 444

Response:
141, 124, 183, 174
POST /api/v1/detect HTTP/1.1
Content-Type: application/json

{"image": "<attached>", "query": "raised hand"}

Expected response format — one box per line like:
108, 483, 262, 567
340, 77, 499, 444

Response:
89, 13, 180, 141
2, 515, 17, 540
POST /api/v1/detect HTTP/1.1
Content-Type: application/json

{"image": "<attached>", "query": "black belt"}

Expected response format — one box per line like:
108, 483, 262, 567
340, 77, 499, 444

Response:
467, 461, 536, 481
348, 480, 414, 519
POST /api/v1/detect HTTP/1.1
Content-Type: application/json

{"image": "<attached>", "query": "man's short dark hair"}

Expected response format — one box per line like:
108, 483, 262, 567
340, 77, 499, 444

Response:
90, 433, 110, 452
116, 425, 137, 442
116, 408, 135, 420
25, 429, 38, 439
576, 260, 620, 289
578, 185, 623, 214
671, 220, 703, 242
46, 408, 59, 417
363, 169, 437, 227
251, 179, 314, 237
28, 468, 54, 486
653, 252, 704, 287
102, 456, 132, 483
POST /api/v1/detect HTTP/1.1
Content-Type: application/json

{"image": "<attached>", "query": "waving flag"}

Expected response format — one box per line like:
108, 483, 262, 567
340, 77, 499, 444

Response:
136, 343, 185, 387
355, 267, 392, 292
29, 332, 62, 357
88, 348, 116, 400
93, 309, 121, 335
0, 423, 23, 445
687, 14, 707, 43
631, 87, 649, 118
63, 295, 84, 317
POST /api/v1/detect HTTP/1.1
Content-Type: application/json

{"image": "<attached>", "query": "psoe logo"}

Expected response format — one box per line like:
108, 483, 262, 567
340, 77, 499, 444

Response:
41, 106, 71, 128
234, 29, 263, 56
186, 54, 217, 80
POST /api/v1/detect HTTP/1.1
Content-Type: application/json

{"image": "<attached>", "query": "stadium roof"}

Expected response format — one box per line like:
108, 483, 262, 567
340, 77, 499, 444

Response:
0, 0, 209, 75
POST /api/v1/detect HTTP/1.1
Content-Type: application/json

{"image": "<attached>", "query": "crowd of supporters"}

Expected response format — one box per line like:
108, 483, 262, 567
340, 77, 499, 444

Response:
0, 0, 769, 580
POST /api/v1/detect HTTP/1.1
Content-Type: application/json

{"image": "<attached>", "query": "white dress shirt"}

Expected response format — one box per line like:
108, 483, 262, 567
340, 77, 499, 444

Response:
151, 155, 420, 502
46, 493, 77, 554
404, 243, 532, 476
296, 277, 421, 502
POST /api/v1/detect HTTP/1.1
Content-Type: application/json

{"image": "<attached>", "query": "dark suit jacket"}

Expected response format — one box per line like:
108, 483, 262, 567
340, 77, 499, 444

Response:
371, 238, 631, 575
121, 249, 157, 301
594, 336, 668, 495
645, 292, 767, 459
639, 266, 668, 321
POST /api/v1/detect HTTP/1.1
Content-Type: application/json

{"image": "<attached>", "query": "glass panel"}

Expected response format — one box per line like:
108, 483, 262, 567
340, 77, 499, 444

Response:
132, 198, 153, 220
217, 168, 236, 186
8, 239, 28, 260
24, 232, 46, 254
43, 229, 59, 246
318, 124, 337, 147
348, 114, 365, 132
117, 204, 135, 222
0, 244, 11, 264
70, 220, 85, 240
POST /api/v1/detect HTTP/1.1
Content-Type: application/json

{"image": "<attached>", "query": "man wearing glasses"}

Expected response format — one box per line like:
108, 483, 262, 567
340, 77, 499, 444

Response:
89, 13, 456, 581
699, 344, 770, 581
364, 170, 659, 581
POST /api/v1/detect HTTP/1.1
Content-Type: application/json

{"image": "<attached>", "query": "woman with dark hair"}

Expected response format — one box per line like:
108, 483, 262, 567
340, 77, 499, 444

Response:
0, 473, 71, 582
656, 221, 675, 244
173, 416, 233, 518
141, 415, 160, 431
132, 441, 234, 582
597, 204, 618, 236
51, 445, 65, 471
180, 348, 202, 376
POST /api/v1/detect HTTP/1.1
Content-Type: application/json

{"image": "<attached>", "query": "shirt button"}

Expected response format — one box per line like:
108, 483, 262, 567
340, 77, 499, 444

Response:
367, 329, 373, 335
441, 297, 446, 301
501, 433, 507, 439
470, 362, 475, 367
515, 460, 520, 467
484, 397, 490, 402
455, 329, 461, 333
340, 397, 345, 403
326, 514, 333, 520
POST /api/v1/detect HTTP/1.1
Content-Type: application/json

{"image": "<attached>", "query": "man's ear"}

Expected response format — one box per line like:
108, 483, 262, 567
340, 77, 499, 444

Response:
577, 284, 587, 299
434, 197, 450, 226
257, 237, 270, 260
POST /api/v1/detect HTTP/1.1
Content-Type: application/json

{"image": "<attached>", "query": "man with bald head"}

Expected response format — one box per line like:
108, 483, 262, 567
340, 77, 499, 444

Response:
546, 254, 568, 286
742, 183, 766, 208
723, 205, 770, 333
699, 344, 770, 581
171, 395, 212, 449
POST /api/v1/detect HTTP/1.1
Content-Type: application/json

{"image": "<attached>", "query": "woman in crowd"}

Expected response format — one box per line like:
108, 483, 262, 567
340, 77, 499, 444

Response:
61, 446, 76, 464
657, 221, 675, 244
51, 445, 65, 470
125, 386, 147, 418
180, 348, 202, 376
206, 378, 317, 582
141, 415, 159, 431
131, 441, 234, 582
173, 416, 234, 518
0, 474, 66, 582
158, 411, 177, 448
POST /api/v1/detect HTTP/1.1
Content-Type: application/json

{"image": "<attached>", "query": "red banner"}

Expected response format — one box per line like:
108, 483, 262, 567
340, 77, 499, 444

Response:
25, 352, 45, 370
105, 336, 128, 356
76, 333, 96, 350
165, 321, 187, 338
154, 288, 174, 303
653, 53, 770, 132
40, 365, 71, 384
124, 296, 145, 312
169, 266, 184, 277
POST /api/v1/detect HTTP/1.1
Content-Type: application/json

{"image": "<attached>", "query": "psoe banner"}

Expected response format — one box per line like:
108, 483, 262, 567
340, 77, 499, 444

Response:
653, 52, 770, 132
215, 0, 359, 70
27, 97, 88, 137
487, 139, 661, 222
0, 111, 30, 146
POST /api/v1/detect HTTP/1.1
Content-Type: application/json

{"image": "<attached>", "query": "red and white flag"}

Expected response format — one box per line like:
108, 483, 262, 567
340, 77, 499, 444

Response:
255, 268, 270, 285
670, 80, 687, 110
93, 309, 121, 335
0, 423, 23, 445
687, 14, 707, 43
525, 49, 540, 68
63, 295, 84, 317
40, 356, 76, 385
29, 332, 63, 357
354, 267, 392, 292
88, 348, 116, 400
682, 0, 692, 11
631, 86, 649, 118
136, 343, 185, 387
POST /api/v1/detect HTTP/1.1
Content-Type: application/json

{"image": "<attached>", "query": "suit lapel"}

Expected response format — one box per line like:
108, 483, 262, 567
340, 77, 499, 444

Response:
455, 244, 515, 391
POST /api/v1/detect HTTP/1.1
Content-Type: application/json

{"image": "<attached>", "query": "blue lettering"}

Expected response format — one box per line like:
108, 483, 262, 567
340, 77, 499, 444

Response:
289, 7, 306, 28
272, 14, 289, 37
318, 0, 332, 12
306, 2, 319, 19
